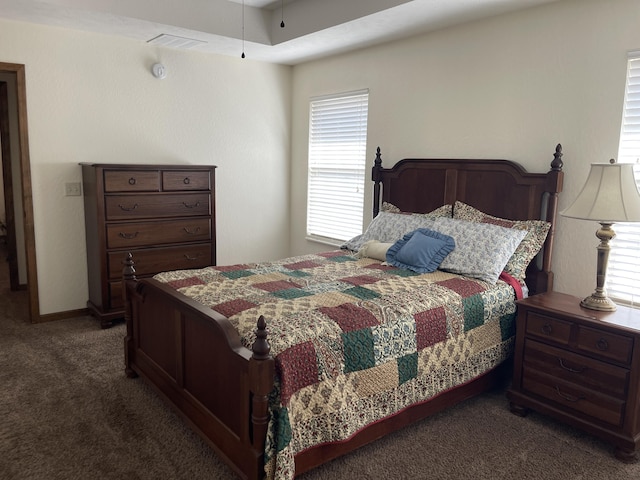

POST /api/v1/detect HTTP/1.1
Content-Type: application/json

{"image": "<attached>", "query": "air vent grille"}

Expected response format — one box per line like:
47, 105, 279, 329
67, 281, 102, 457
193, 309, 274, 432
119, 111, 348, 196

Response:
147, 34, 207, 49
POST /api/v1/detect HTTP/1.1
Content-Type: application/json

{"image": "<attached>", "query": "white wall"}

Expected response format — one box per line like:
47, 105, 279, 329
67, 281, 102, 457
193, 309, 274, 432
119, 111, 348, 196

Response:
290, 0, 640, 301
0, 18, 292, 315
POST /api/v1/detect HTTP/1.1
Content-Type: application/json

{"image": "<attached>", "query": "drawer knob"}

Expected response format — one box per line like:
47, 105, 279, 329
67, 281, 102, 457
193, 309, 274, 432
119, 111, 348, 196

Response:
183, 227, 201, 235
542, 323, 553, 335
128, 177, 136, 185
558, 358, 585, 374
596, 338, 609, 351
555, 386, 584, 403
118, 231, 139, 239
183, 201, 201, 209
118, 203, 139, 212
183, 177, 191, 185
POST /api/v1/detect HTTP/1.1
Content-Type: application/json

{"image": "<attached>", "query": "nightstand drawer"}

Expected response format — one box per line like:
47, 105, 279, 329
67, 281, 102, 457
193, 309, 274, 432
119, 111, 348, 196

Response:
525, 311, 572, 346
577, 326, 633, 366
523, 339, 629, 398
104, 170, 160, 192
522, 369, 625, 426
105, 193, 211, 220
106, 218, 211, 249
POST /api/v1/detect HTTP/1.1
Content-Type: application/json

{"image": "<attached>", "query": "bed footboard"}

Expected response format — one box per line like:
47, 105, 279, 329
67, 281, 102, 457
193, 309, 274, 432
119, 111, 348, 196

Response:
123, 254, 274, 480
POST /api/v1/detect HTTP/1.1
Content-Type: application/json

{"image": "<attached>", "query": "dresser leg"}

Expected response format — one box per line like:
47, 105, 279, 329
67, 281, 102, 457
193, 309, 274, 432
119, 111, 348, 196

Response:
614, 446, 638, 463
509, 402, 530, 417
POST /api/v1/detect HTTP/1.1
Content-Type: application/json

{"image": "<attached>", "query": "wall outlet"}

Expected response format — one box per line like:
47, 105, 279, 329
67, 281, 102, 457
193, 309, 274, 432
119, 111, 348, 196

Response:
65, 182, 82, 196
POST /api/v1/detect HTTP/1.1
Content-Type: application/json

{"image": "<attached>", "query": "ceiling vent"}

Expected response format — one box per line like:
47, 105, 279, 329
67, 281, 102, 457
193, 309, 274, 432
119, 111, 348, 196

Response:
147, 34, 207, 50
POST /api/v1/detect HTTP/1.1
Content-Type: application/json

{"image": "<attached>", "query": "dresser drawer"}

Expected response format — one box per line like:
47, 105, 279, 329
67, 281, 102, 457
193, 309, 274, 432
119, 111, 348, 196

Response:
104, 170, 160, 192
525, 311, 572, 346
107, 244, 212, 280
522, 368, 625, 426
523, 339, 629, 398
162, 171, 211, 191
576, 326, 634, 366
105, 193, 211, 220
106, 218, 211, 249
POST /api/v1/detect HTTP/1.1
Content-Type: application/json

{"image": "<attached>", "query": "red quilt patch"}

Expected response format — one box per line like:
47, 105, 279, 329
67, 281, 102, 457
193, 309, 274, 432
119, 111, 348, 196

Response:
283, 260, 321, 270
340, 275, 380, 286
414, 307, 447, 350
318, 303, 379, 332
436, 278, 486, 298
277, 341, 318, 405
213, 299, 258, 318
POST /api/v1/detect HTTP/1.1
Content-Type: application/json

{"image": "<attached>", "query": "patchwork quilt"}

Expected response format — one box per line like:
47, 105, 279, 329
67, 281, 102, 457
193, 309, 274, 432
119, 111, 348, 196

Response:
154, 250, 518, 480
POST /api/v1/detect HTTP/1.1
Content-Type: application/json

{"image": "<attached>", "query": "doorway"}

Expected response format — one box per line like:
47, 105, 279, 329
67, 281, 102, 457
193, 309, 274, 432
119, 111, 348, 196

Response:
0, 62, 39, 323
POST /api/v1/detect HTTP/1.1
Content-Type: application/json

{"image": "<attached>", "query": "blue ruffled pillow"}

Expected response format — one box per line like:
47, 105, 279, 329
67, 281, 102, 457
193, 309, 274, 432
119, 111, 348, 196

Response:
386, 228, 455, 273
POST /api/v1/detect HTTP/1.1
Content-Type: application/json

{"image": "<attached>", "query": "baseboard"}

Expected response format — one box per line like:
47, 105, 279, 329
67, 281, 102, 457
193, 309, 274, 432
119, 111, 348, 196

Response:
36, 308, 90, 323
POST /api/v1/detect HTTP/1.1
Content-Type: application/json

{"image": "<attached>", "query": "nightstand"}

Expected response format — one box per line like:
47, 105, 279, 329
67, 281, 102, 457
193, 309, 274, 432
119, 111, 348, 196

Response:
507, 291, 640, 462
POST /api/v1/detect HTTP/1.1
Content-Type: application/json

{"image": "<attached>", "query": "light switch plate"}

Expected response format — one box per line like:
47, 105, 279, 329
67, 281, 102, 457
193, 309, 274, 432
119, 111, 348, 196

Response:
65, 182, 82, 196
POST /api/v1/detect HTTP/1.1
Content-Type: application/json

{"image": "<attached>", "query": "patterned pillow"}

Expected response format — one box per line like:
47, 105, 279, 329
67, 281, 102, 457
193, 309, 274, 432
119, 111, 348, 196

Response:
386, 228, 455, 273
433, 217, 527, 284
452, 201, 551, 281
341, 205, 452, 252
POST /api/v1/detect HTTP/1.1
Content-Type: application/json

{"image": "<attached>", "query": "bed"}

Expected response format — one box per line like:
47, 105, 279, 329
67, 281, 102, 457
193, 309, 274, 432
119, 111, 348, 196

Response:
123, 144, 564, 480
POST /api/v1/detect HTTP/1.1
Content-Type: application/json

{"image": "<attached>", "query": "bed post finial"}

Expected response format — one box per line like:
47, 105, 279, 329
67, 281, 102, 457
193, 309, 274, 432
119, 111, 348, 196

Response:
372, 147, 383, 217
551, 143, 563, 171
249, 315, 274, 452
123, 252, 137, 281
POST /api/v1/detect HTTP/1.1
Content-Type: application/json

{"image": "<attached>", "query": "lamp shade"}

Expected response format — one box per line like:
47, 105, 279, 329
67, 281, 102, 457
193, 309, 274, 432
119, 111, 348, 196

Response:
561, 161, 640, 223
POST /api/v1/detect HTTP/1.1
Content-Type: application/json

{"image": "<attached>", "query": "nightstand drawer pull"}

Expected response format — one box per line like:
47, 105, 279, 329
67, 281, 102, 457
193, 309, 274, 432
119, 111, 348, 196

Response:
555, 386, 584, 403
596, 338, 609, 351
183, 226, 202, 235
183, 201, 201, 209
542, 323, 553, 335
184, 254, 202, 261
128, 177, 136, 185
183, 177, 191, 184
558, 358, 585, 374
118, 203, 139, 212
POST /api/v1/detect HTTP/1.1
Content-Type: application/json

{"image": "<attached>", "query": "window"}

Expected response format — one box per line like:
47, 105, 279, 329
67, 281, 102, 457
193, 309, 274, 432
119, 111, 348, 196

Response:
607, 54, 640, 305
307, 90, 369, 244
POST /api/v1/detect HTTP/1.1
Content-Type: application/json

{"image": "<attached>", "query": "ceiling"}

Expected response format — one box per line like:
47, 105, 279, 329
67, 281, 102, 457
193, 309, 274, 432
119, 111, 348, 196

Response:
0, 0, 561, 65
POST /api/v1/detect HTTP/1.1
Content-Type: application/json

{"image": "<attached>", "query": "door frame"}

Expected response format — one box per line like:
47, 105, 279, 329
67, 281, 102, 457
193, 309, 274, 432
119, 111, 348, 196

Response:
0, 62, 39, 322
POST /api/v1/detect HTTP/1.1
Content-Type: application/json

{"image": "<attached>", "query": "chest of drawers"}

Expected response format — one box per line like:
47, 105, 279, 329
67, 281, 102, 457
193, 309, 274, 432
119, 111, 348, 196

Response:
507, 291, 640, 462
81, 163, 216, 328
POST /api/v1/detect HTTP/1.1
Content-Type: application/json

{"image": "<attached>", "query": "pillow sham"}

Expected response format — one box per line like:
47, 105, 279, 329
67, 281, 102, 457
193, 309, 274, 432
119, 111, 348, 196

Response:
386, 228, 455, 273
356, 240, 394, 261
341, 205, 453, 252
452, 201, 551, 281
433, 217, 527, 284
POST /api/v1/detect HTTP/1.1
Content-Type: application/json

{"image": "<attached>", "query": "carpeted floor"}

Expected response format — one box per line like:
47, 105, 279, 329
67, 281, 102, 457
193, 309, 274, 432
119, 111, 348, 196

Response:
1, 249, 639, 479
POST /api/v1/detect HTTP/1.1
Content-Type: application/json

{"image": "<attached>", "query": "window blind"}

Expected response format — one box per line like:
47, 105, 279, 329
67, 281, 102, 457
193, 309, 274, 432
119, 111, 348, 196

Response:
307, 90, 369, 244
608, 55, 640, 305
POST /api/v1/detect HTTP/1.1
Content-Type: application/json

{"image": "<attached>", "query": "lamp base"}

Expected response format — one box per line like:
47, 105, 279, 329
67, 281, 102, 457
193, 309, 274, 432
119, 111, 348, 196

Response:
580, 293, 617, 312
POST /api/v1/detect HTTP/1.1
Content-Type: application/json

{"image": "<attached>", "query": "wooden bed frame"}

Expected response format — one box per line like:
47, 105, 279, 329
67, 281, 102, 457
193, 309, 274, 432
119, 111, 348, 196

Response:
123, 145, 564, 479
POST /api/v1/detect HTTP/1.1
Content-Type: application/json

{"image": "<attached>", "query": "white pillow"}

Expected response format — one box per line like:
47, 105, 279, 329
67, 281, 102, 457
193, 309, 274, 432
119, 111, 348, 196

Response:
341, 205, 452, 252
433, 217, 527, 284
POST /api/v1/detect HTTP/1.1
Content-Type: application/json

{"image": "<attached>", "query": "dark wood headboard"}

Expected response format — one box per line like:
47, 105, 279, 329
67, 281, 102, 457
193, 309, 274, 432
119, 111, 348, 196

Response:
371, 144, 565, 295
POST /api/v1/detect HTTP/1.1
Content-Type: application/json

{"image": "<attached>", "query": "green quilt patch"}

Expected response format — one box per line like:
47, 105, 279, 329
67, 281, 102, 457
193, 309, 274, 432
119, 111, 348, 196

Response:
397, 352, 418, 384
342, 328, 375, 373
463, 294, 485, 332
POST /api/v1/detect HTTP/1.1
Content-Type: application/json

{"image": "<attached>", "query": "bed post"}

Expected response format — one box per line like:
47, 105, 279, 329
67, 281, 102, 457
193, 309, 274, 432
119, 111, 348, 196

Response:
123, 252, 138, 378
249, 315, 275, 454
531, 144, 564, 294
372, 147, 383, 218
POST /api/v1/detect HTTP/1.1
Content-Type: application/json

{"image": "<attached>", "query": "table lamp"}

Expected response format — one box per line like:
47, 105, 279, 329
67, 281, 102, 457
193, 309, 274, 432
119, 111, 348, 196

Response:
561, 159, 640, 311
